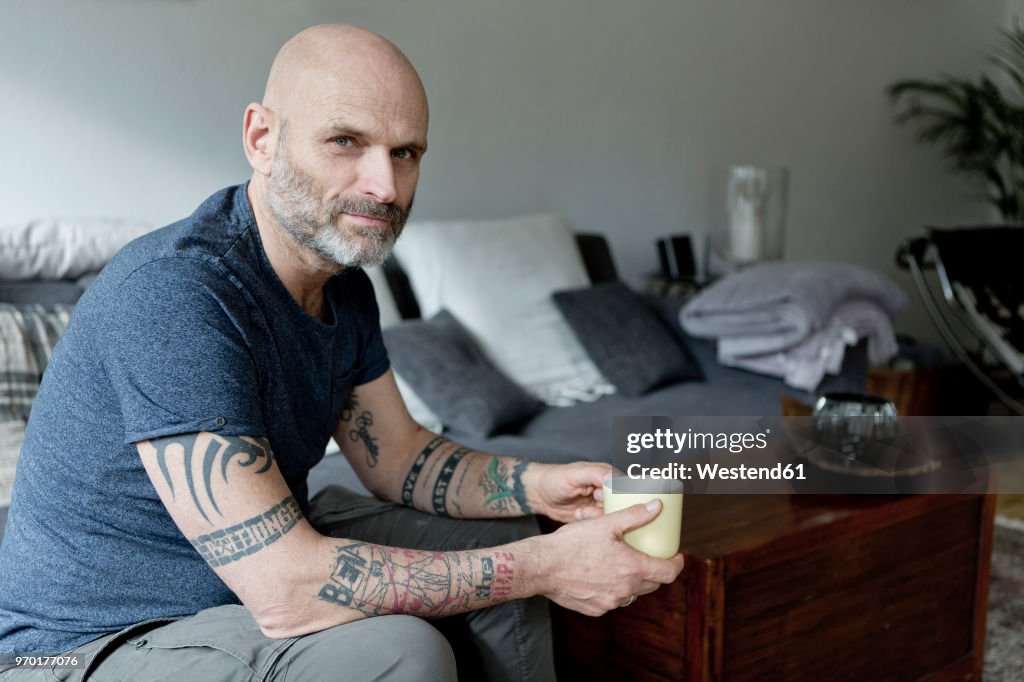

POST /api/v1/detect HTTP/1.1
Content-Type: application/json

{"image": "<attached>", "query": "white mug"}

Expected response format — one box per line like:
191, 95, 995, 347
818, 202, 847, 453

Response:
602, 476, 684, 559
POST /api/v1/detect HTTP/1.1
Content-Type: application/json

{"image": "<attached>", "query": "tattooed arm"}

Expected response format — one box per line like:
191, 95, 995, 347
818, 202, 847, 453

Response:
336, 369, 611, 522
138, 430, 684, 637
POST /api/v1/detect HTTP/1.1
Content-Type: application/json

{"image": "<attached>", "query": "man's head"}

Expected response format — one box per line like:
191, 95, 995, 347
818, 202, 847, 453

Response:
244, 24, 428, 269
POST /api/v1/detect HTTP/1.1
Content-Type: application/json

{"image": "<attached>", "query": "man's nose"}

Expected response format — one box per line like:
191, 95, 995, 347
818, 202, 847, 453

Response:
355, 149, 398, 204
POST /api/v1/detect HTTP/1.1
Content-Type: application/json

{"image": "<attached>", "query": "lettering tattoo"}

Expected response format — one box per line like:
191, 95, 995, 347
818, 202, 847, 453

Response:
189, 495, 302, 567
479, 457, 531, 514
400, 436, 449, 506
151, 433, 273, 524
342, 393, 379, 468
317, 542, 516, 616
431, 448, 470, 516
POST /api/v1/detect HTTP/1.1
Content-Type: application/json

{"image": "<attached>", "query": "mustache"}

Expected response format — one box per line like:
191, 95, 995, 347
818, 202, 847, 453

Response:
328, 197, 407, 228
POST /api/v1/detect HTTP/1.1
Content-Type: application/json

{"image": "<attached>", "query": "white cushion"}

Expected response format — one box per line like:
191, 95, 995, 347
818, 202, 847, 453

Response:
363, 265, 443, 432
394, 214, 614, 406
0, 218, 153, 280
363, 266, 403, 329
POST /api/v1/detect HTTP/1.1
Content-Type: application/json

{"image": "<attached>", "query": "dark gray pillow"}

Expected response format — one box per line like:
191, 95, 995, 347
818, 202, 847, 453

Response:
0, 280, 85, 306
553, 282, 704, 396
383, 310, 541, 437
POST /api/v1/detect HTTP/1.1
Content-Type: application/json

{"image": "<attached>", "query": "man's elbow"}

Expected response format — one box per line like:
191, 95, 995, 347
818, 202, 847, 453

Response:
251, 600, 310, 639
366, 482, 399, 504
249, 596, 366, 639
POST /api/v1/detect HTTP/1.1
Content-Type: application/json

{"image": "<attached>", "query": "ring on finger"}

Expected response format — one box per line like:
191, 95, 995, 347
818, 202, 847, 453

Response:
620, 595, 637, 608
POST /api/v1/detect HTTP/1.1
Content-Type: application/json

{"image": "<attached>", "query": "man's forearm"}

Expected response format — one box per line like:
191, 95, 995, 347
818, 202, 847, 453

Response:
246, 521, 553, 638
391, 435, 540, 519
314, 537, 538, 618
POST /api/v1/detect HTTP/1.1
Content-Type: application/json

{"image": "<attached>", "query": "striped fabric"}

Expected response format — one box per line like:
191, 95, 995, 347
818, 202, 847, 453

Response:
0, 304, 72, 420
0, 419, 24, 507
0, 304, 72, 506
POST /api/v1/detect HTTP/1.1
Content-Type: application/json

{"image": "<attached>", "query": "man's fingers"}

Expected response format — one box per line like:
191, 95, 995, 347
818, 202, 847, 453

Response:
640, 553, 686, 584
573, 504, 603, 521
608, 500, 662, 535
565, 462, 612, 491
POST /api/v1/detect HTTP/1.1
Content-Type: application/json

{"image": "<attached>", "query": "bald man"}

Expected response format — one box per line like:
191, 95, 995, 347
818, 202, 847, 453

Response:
0, 25, 684, 682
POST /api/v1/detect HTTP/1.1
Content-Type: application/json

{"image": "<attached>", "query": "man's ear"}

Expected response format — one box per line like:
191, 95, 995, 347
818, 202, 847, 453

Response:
243, 103, 275, 176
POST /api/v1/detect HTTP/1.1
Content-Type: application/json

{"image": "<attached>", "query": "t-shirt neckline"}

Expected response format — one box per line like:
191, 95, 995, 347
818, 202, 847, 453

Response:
234, 182, 344, 334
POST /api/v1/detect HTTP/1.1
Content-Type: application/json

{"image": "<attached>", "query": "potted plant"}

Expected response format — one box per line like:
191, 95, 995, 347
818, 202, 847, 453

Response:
888, 26, 1024, 220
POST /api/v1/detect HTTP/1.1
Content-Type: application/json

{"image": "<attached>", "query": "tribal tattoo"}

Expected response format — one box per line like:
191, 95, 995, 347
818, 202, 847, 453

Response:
479, 457, 531, 514
342, 393, 380, 468
316, 542, 516, 617
151, 433, 274, 524
189, 495, 302, 567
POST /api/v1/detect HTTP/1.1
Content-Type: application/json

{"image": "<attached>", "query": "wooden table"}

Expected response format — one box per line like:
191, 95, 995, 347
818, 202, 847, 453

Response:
549, 493, 995, 681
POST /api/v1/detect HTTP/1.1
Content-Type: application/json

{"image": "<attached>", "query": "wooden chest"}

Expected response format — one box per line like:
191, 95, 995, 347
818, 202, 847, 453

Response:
551, 494, 994, 681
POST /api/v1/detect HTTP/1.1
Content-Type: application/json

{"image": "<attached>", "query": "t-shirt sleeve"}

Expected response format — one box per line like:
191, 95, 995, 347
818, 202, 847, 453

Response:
103, 258, 267, 444
351, 268, 390, 387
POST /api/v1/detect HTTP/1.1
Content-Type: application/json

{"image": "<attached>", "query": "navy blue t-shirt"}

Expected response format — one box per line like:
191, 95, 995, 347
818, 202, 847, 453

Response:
0, 184, 389, 655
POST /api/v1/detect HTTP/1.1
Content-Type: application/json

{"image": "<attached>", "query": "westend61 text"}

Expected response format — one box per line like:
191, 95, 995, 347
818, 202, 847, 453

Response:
627, 462, 806, 481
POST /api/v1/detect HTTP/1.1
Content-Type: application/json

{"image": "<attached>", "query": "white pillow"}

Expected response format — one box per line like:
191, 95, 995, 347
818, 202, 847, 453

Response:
363, 266, 403, 329
393, 214, 614, 406
363, 265, 444, 433
0, 218, 153, 280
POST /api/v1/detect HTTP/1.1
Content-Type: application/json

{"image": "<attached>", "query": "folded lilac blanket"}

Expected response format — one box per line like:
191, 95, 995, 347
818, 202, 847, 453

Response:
680, 260, 908, 356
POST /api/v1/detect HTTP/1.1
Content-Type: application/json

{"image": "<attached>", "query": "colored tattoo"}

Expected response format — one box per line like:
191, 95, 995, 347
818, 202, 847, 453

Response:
151, 433, 273, 524
342, 394, 380, 468
479, 457, 531, 513
189, 495, 302, 567
511, 458, 531, 513
431, 448, 469, 516
400, 436, 449, 505
317, 542, 516, 616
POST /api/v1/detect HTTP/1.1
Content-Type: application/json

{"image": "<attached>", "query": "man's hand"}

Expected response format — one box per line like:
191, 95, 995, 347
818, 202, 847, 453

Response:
523, 461, 612, 523
524, 500, 685, 616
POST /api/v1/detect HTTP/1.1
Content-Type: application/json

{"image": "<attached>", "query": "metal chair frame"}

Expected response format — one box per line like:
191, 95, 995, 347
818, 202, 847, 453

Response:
898, 235, 1024, 415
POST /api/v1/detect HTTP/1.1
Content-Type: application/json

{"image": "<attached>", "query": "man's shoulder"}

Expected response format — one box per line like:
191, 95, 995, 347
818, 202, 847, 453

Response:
99, 185, 257, 288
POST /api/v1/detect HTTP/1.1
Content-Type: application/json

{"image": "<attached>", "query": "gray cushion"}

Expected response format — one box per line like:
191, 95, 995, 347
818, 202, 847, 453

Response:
447, 335, 785, 463
553, 282, 703, 396
383, 310, 541, 437
0, 280, 84, 306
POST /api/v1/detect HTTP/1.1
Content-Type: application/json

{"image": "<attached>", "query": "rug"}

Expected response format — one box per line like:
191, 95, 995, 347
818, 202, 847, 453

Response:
985, 518, 1024, 681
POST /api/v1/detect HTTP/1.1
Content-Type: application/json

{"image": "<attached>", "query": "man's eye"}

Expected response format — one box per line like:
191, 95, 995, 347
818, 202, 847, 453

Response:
333, 136, 355, 147
392, 148, 418, 161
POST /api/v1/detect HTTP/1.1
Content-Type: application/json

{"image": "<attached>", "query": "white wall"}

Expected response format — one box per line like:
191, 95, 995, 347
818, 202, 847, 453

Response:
0, 0, 1012, 339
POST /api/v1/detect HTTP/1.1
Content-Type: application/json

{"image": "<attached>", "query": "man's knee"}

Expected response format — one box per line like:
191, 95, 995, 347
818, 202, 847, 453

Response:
275, 615, 456, 681
384, 615, 458, 681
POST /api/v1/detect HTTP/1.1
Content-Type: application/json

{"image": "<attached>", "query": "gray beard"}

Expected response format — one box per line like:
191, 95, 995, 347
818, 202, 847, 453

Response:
267, 148, 409, 269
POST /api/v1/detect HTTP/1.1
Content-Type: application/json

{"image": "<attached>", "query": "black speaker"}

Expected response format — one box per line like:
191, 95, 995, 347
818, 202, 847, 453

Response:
656, 235, 696, 280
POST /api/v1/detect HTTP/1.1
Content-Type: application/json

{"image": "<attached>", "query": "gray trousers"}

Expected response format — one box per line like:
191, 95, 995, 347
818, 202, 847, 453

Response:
1, 486, 555, 682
